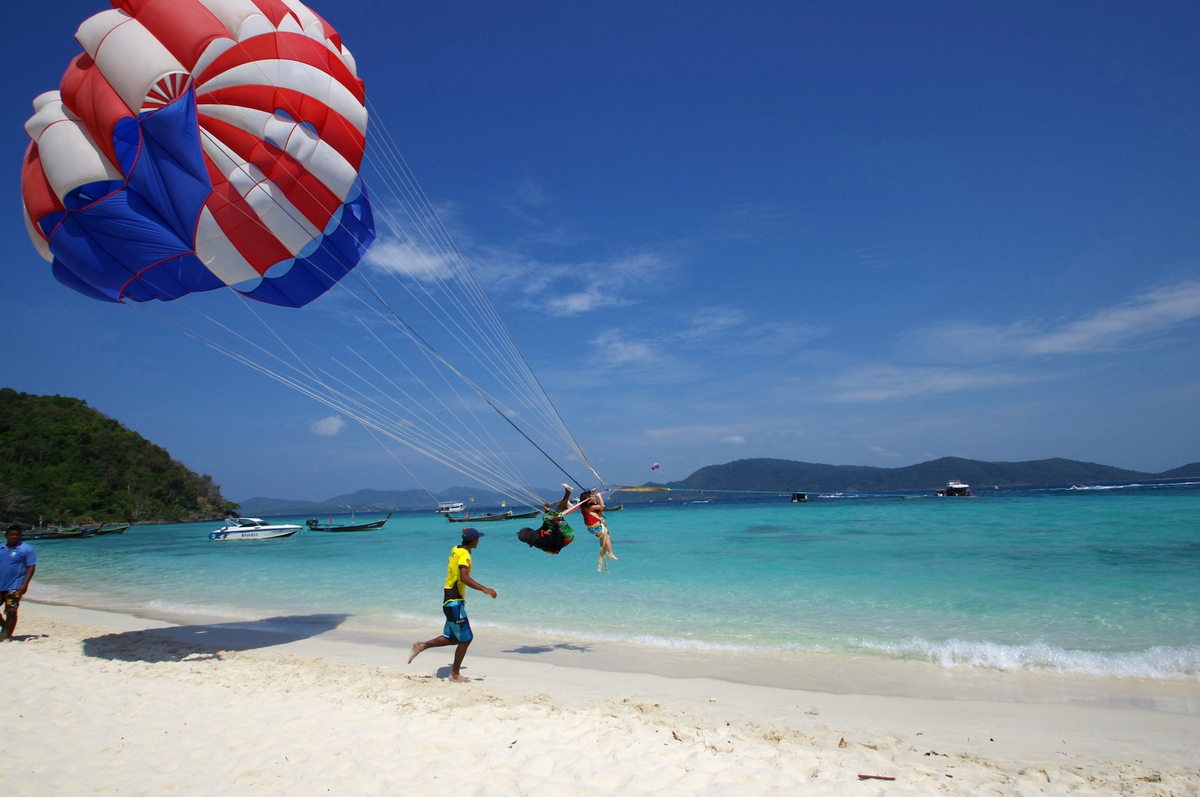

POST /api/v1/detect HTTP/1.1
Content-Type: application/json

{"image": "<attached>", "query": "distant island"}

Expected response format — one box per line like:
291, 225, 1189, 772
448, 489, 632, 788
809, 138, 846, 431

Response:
237, 456, 1200, 515
0, 389, 235, 525
656, 456, 1200, 494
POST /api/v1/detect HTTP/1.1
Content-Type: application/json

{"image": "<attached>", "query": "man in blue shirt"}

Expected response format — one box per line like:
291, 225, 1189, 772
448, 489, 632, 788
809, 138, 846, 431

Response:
1, 524, 37, 641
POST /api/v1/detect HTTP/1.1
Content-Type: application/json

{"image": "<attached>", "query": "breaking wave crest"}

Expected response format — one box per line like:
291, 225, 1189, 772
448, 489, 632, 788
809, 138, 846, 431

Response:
856, 636, 1200, 680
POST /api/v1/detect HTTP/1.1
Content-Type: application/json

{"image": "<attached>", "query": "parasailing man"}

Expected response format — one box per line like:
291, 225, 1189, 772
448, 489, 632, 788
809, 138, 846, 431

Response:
517, 484, 576, 554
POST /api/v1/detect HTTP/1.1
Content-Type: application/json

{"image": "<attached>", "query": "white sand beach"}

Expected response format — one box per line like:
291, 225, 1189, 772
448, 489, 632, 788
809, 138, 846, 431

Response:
3, 601, 1198, 796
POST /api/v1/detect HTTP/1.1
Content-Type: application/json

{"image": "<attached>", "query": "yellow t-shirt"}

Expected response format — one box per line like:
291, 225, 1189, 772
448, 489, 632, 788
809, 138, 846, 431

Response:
444, 546, 472, 603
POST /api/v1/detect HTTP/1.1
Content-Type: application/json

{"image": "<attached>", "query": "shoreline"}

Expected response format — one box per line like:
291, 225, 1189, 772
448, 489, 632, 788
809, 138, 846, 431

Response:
5, 601, 1199, 794
21, 600, 1200, 758
26, 590, 1200, 713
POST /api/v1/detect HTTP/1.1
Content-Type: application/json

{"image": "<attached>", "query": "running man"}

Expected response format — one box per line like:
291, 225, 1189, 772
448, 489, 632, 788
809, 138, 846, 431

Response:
408, 527, 496, 682
1, 524, 37, 641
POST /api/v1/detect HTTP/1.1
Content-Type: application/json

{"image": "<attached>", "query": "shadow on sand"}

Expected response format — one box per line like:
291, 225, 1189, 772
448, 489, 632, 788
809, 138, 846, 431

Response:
82, 614, 349, 663
501, 642, 592, 655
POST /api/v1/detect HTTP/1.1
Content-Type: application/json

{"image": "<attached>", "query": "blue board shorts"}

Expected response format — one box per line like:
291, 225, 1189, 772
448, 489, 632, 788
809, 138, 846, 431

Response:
442, 600, 473, 643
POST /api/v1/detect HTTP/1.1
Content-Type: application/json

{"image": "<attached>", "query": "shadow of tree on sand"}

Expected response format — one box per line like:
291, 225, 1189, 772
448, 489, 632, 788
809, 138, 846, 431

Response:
82, 614, 348, 663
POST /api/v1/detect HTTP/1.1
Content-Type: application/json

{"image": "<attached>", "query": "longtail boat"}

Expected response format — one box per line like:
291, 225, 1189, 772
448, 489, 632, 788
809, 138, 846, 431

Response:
306, 512, 392, 532
445, 510, 539, 523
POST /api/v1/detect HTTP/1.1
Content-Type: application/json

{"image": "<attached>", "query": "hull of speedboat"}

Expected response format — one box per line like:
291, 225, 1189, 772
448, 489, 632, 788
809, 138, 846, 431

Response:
209, 526, 301, 541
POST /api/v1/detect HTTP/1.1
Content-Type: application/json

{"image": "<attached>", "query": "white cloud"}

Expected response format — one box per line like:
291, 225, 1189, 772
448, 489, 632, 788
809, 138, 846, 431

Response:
364, 235, 456, 282
868, 445, 902, 459
910, 278, 1200, 361
1027, 279, 1200, 354
477, 250, 672, 315
831, 364, 1034, 402
547, 285, 629, 316
591, 330, 660, 366
678, 306, 747, 339
720, 435, 746, 444
311, 415, 346, 437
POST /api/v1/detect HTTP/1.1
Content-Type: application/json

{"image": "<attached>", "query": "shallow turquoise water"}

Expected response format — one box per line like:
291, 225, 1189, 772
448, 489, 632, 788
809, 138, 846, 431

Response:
28, 484, 1200, 679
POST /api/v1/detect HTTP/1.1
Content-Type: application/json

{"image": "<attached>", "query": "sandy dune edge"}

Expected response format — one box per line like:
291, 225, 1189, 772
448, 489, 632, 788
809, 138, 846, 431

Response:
2, 605, 1197, 796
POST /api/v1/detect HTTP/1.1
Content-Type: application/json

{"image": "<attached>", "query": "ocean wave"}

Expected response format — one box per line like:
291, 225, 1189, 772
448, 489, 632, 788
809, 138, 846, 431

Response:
855, 636, 1200, 680
391, 611, 768, 652
145, 600, 273, 622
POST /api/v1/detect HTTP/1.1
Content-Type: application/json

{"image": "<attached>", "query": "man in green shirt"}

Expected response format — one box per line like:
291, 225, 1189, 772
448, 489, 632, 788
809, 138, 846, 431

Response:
408, 528, 496, 682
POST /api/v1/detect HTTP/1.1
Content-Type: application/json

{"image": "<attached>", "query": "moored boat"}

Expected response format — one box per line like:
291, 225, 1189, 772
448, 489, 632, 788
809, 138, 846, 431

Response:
435, 501, 465, 514
936, 480, 972, 497
23, 526, 95, 540
446, 509, 539, 523
210, 517, 301, 541
306, 513, 391, 532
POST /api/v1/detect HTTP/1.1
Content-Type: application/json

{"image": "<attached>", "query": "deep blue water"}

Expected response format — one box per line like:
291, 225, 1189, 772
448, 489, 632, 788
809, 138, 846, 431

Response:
28, 482, 1200, 679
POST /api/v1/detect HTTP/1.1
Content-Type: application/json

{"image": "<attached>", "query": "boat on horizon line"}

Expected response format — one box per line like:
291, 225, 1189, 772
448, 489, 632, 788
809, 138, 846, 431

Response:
306, 512, 392, 532
210, 517, 301, 541
936, 480, 973, 497
435, 501, 465, 515
446, 509, 539, 523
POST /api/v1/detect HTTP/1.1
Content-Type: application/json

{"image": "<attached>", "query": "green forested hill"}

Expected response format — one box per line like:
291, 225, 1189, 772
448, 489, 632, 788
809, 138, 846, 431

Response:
0, 389, 233, 524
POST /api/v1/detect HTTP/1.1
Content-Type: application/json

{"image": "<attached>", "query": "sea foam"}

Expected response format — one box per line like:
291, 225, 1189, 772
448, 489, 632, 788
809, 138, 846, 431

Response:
856, 636, 1200, 680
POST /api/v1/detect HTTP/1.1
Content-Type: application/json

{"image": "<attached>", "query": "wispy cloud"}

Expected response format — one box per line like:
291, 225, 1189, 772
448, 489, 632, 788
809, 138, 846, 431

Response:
868, 445, 902, 459
591, 330, 661, 366
677, 306, 747, 339
720, 435, 746, 444
1028, 279, 1200, 354
479, 250, 673, 316
911, 278, 1200, 361
831, 364, 1035, 402
311, 415, 346, 437
363, 235, 456, 282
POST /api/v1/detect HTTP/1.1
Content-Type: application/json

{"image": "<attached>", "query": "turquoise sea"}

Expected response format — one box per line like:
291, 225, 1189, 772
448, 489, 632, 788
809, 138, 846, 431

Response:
28, 482, 1200, 680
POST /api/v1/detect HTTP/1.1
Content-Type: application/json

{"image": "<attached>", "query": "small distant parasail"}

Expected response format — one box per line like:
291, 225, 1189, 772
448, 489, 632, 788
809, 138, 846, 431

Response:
651, 462, 659, 471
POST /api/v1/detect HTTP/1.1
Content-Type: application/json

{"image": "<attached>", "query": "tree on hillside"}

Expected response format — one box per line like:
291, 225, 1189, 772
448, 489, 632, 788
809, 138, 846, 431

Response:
0, 388, 230, 523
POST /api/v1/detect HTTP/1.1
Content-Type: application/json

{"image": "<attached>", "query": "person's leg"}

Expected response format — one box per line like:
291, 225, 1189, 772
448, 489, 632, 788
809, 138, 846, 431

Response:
449, 640, 472, 682
556, 483, 573, 512
2, 597, 17, 639
408, 634, 456, 663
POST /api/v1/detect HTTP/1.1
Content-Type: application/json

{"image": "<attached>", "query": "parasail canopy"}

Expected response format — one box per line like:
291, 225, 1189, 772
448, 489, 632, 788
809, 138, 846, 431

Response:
20, 1, 608, 509
21, 0, 374, 308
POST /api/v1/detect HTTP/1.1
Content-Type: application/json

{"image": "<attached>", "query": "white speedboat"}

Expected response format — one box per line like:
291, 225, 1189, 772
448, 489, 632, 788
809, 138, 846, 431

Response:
209, 517, 302, 541
936, 480, 972, 497
436, 501, 465, 514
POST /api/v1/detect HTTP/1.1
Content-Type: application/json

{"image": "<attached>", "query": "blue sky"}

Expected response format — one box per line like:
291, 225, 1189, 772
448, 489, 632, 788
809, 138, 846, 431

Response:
3, 1, 1200, 500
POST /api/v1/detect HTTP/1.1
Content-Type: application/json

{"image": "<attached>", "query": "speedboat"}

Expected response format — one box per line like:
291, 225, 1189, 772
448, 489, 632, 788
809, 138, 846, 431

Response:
936, 480, 972, 497
210, 517, 302, 541
436, 501, 465, 514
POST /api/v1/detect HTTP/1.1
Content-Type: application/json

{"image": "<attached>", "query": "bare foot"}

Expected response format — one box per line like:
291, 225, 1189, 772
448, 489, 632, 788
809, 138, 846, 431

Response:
407, 641, 424, 664
449, 673, 470, 683
561, 483, 573, 494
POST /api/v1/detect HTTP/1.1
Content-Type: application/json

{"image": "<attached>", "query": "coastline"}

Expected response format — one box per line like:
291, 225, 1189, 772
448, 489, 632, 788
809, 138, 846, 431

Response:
7, 599, 1199, 794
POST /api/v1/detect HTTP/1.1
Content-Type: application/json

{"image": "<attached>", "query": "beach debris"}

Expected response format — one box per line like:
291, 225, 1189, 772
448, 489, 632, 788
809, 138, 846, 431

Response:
709, 698, 717, 703
838, 737, 847, 748
804, 707, 819, 715
858, 775, 896, 781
